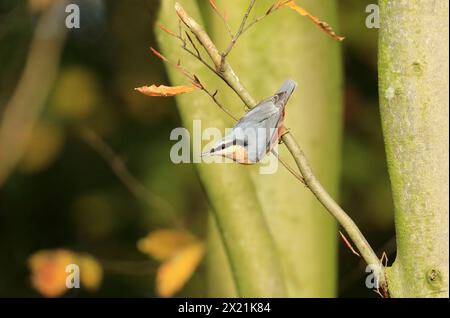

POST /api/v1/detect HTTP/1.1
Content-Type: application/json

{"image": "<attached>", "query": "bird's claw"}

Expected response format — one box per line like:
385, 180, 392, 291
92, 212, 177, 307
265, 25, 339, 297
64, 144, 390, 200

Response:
278, 127, 291, 144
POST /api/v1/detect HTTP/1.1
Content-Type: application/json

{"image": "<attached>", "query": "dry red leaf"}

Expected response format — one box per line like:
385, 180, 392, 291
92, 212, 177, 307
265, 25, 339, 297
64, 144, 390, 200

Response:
135, 84, 198, 97
208, 0, 228, 21
150, 47, 168, 61
158, 24, 177, 37
208, 0, 219, 13
283, 0, 345, 41
339, 231, 360, 257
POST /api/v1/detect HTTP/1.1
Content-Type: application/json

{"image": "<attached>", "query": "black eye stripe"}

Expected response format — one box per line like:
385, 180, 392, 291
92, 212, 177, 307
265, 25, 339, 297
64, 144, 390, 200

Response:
273, 92, 287, 103
224, 139, 247, 148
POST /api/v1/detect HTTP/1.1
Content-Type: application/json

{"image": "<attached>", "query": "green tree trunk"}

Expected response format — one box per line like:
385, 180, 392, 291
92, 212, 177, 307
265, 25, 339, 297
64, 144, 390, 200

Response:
378, 0, 449, 297
204, 0, 343, 297
157, 0, 286, 297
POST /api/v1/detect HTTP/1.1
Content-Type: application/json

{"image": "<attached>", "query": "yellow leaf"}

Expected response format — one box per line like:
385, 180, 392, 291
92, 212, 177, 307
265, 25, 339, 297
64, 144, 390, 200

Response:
156, 242, 205, 297
28, 249, 76, 297
19, 122, 64, 174
137, 229, 197, 261
134, 84, 198, 97
284, 0, 345, 41
78, 254, 103, 291
52, 66, 101, 120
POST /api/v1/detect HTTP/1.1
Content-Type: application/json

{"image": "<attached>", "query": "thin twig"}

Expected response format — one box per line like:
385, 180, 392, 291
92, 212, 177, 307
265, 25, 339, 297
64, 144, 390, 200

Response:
245, 0, 291, 30
159, 23, 222, 79
201, 87, 239, 121
339, 230, 361, 257
221, 0, 256, 68
161, 19, 245, 101
152, 46, 197, 85
183, 45, 219, 78
220, 0, 288, 70
78, 127, 182, 229
174, 2, 387, 293
180, 34, 219, 77
208, 0, 233, 38
184, 31, 201, 58
270, 150, 305, 184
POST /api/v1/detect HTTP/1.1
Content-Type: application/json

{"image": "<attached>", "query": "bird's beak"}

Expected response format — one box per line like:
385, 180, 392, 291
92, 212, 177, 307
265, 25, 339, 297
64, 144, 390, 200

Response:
201, 150, 213, 157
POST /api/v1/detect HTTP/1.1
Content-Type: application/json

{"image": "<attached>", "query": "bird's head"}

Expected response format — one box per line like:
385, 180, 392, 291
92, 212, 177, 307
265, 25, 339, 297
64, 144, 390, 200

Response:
201, 138, 252, 164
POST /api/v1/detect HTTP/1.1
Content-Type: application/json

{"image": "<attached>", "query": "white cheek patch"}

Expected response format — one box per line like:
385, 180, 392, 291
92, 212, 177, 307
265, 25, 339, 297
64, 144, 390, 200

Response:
229, 145, 249, 163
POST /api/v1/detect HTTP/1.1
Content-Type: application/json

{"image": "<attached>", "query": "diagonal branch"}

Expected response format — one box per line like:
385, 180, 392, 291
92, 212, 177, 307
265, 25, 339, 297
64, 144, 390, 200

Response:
78, 127, 182, 229
174, 1, 387, 294
175, 3, 255, 107
0, 1, 68, 187
200, 86, 238, 121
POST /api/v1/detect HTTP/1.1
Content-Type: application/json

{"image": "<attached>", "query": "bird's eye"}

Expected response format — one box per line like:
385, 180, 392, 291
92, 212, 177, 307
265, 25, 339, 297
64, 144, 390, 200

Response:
210, 148, 215, 153
221, 144, 226, 149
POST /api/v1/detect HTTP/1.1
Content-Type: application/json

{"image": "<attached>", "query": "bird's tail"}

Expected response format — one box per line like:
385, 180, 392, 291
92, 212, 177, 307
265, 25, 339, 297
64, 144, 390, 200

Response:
276, 79, 297, 106
277, 79, 297, 98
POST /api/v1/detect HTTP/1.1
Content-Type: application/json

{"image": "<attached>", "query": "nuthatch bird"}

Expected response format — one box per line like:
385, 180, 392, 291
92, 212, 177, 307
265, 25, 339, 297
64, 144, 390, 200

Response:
202, 79, 297, 164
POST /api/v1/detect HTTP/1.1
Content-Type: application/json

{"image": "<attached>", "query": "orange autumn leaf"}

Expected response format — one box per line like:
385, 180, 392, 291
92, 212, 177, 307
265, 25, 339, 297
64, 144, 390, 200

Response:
208, 0, 219, 14
156, 242, 205, 297
28, 249, 103, 297
158, 24, 177, 37
137, 229, 197, 261
150, 47, 168, 61
208, 0, 228, 22
134, 84, 198, 97
283, 0, 345, 41
78, 254, 103, 291
28, 249, 77, 297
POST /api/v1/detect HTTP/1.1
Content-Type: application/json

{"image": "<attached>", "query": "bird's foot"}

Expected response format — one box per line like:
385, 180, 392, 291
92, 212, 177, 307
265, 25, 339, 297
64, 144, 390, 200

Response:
278, 127, 291, 144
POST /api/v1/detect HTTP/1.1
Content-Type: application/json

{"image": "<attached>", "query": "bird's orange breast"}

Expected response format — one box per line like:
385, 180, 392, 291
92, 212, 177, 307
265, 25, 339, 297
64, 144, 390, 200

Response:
225, 145, 252, 164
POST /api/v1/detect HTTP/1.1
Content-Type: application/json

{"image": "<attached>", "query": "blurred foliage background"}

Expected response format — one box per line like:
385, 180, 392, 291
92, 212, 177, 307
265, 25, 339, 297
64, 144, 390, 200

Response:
0, 0, 394, 297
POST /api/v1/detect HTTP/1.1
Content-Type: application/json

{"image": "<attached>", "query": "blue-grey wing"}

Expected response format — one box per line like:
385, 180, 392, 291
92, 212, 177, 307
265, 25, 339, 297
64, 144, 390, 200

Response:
222, 80, 297, 162
234, 100, 279, 129
235, 79, 296, 129
232, 101, 281, 161
248, 112, 280, 161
